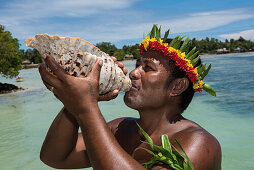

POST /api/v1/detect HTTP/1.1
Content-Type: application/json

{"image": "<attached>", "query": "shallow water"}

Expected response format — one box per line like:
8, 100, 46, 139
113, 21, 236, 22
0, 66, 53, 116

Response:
0, 53, 254, 169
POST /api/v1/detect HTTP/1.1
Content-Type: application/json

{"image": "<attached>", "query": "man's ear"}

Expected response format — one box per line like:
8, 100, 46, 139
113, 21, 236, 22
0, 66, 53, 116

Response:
168, 77, 189, 96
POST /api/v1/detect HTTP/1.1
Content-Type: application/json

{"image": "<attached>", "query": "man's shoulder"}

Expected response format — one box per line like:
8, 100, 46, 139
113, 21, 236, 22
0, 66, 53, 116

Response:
108, 117, 138, 134
174, 120, 220, 150
171, 120, 222, 169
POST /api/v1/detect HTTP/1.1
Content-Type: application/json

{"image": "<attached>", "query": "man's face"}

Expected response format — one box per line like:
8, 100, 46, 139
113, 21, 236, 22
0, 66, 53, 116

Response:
124, 50, 172, 110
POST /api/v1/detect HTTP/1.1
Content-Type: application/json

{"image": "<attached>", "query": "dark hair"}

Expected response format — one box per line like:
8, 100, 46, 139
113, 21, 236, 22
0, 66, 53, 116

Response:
166, 60, 201, 111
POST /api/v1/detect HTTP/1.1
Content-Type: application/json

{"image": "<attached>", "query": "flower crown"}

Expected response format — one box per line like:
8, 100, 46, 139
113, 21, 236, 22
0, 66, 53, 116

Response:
139, 24, 216, 96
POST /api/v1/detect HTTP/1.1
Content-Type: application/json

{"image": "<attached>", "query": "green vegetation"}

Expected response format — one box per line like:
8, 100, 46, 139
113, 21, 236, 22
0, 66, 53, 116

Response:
20, 36, 254, 65
133, 123, 194, 170
96, 42, 141, 60
0, 25, 21, 78
19, 49, 42, 64
189, 37, 254, 54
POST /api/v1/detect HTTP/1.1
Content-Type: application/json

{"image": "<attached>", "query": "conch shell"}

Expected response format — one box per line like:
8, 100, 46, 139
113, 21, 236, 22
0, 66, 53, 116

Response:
25, 34, 131, 94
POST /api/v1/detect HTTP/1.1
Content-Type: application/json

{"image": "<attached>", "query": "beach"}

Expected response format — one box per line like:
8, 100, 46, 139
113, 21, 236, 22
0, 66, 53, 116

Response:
0, 53, 254, 169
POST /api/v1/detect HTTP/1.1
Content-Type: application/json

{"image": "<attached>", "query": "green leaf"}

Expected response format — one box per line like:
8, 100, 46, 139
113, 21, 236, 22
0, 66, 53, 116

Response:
197, 63, 206, 75
188, 51, 199, 61
172, 36, 185, 49
203, 83, 216, 96
191, 55, 200, 66
153, 144, 175, 161
180, 37, 190, 53
163, 30, 170, 43
134, 147, 157, 157
161, 135, 172, 152
136, 122, 156, 151
186, 47, 196, 59
142, 159, 158, 170
201, 64, 211, 80
174, 139, 194, 170
169, 35, 180, 47
156, 25, 161, 40
150, 24, 157, 38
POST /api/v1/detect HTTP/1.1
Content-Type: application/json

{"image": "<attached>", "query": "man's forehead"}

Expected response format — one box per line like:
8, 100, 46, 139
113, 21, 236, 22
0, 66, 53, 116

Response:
141, 51, 170, 65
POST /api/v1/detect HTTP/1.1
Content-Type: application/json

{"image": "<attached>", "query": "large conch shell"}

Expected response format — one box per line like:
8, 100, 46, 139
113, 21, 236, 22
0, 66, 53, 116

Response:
25, 34, 131, 94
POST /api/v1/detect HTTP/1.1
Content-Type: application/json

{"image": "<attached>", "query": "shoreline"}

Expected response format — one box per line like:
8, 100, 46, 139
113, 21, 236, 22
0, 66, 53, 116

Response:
0, 82, 25, 95
200, 51, 254, 57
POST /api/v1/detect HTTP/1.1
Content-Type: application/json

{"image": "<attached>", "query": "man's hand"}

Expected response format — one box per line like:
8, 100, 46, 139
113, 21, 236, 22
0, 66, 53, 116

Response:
39, 54, 128, 102
39, 53, 102, 116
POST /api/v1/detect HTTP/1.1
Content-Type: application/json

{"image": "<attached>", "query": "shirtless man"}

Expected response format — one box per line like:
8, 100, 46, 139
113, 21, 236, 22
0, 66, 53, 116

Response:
38, 30, 221, 170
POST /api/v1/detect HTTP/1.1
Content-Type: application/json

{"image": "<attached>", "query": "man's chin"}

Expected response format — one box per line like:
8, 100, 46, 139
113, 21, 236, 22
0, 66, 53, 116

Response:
123, 93, 140, 110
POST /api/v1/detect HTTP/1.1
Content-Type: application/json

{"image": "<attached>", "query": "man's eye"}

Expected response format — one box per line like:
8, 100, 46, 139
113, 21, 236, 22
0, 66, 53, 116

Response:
144, 65, 153, 71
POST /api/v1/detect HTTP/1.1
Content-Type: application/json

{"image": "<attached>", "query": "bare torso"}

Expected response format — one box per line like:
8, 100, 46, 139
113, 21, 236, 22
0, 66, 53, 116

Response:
109, 116, 221, 170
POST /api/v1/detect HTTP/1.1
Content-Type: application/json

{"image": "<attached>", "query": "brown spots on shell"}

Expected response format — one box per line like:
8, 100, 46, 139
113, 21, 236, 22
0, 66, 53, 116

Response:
73, 71, 77, 77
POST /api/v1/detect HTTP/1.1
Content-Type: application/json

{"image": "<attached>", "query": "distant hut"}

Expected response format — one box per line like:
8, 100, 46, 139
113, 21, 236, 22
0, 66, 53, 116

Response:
215, 48, 229, 54
234, 47, 241, 53
22, 60, 31, 65
124, 54, 134, 60
22, 60, 33, 69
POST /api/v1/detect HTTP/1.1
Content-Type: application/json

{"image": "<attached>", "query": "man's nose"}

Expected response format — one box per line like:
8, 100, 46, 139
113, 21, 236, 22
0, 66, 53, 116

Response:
129, 66, 141, 80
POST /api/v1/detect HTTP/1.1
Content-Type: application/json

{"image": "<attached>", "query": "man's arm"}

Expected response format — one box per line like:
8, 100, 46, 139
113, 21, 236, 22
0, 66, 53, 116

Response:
39, 55, 145, 170
40, 107, 91, 169
39, 55, 126, 169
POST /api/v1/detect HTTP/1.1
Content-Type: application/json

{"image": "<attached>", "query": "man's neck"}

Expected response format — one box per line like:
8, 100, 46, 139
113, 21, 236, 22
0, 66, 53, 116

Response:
138, 105, 183, 136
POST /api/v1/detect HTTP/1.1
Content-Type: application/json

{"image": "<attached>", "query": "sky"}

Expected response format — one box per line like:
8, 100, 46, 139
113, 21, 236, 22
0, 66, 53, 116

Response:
0, 0, 254, 49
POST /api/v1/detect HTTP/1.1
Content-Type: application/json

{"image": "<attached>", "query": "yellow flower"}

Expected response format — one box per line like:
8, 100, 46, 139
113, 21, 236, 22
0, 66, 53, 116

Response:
199, 80, 204, 88
143, 40, 149, 51
158, 38, 163, 45
164, 43, 169, 48
181, 52, 186, 58
150, 38, 157, 42
193, 82, 199, 89
193, 68, 198, 75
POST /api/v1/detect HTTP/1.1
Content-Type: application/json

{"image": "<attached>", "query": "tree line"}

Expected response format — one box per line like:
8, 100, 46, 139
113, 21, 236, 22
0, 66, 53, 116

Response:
190, 37, 254, 53
20, 36, 254, 65
1, 24, 254, 79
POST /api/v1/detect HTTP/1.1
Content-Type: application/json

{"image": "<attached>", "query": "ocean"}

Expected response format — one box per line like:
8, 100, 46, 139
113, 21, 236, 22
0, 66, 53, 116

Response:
0, 53, 254, 170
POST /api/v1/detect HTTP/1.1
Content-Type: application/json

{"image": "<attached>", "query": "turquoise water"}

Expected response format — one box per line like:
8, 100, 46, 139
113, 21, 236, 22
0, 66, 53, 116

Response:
0, 53, 254, 169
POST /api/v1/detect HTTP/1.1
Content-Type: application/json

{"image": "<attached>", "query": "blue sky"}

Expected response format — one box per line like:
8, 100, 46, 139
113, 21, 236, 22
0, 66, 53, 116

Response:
0, 0, 254, 49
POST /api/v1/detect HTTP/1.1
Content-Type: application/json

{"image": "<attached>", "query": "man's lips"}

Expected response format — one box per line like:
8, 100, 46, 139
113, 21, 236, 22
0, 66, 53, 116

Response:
131, 82, 140, 91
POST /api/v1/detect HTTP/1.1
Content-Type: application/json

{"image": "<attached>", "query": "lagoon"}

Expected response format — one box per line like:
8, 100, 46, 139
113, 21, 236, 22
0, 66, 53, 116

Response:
0, 53, 254, 170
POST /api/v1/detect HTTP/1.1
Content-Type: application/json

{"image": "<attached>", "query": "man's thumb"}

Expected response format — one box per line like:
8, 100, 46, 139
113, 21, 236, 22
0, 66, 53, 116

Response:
90, 59, 103, 79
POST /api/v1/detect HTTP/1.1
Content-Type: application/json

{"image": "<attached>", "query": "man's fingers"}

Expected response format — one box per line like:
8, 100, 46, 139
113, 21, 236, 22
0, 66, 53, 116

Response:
42, 54, 69, 81
39, 64, 61, 88
116, 61, 124, 68
122, 68, 128, 75
90, 59, 103, 80
111, 56, 117, 62
41, 79, 60, 99
99, 89, 119, 101
116, 62, 128, 75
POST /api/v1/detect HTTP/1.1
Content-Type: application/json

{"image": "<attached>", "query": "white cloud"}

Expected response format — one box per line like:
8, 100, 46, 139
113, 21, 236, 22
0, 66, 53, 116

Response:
220, 30, 254, 40
0, 0, 139, 25
1, 0, 254, 48
162, 9, 254, 33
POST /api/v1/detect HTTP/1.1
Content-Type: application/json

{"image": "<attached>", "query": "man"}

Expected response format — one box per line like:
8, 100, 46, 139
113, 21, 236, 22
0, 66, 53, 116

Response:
38, 26, 221, 170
